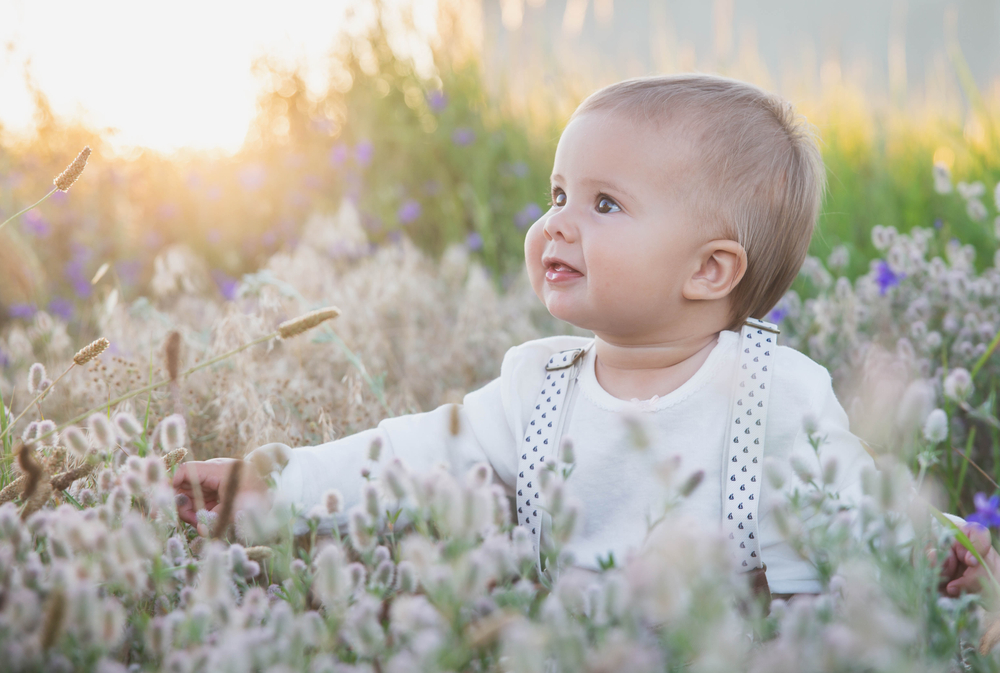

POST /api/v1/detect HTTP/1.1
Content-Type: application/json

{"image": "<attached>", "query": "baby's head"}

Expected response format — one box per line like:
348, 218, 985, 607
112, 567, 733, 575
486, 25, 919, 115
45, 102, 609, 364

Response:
525, 74, 824, 341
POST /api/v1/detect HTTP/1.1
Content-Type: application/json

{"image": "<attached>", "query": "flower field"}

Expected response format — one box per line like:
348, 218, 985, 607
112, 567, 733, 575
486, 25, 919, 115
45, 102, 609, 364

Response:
3, 7, 1000, 673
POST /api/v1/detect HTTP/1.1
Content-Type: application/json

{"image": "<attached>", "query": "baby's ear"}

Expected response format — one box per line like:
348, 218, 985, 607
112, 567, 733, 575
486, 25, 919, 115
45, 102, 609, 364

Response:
682, 239, 747, 301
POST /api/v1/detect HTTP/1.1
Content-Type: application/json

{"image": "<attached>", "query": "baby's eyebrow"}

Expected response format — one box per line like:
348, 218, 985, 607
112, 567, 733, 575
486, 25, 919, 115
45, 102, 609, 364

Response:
550, 174, 637, 203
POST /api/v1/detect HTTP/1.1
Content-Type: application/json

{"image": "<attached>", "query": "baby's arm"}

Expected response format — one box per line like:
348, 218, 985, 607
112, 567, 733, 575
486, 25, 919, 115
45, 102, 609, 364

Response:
174, 375, 515, 532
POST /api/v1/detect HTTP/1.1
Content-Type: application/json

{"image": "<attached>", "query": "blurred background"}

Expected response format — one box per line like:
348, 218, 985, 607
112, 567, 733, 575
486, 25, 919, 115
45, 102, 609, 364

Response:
0, 0, 998, 330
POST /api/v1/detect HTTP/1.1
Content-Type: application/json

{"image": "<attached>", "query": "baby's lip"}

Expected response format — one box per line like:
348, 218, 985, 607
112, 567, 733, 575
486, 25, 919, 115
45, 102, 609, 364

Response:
542, 255, 582, 274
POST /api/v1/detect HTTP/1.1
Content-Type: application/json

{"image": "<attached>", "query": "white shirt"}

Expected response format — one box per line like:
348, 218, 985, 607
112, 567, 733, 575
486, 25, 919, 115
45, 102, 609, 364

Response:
262, 330, 876, 594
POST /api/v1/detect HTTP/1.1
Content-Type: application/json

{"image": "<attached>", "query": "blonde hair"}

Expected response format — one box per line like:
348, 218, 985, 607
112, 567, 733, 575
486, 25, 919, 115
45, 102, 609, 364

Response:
571, 74, 825, 330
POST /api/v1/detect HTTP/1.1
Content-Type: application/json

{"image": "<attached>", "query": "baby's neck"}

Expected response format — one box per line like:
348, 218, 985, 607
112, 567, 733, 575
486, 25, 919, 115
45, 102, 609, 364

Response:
592, 332, 721, 401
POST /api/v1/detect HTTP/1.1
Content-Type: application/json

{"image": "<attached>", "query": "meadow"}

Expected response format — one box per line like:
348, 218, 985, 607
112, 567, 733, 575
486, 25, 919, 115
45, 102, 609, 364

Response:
2, 8, 1000, 672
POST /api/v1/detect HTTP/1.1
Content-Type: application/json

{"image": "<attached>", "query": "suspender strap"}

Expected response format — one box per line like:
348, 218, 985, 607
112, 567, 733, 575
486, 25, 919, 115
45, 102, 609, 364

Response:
723, 317, 779, 571
515, 344, 591, 567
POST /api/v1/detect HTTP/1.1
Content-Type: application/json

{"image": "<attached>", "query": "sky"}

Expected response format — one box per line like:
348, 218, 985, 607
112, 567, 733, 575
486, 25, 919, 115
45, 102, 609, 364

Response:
0, 0, 437, 154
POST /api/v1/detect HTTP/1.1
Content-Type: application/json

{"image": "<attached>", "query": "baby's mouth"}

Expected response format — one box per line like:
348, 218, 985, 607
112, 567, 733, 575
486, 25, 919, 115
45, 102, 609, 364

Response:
544, 261, 583, 282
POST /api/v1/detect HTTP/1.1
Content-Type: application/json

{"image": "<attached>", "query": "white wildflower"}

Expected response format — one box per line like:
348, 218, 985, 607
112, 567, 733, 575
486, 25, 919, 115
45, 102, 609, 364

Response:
827, 245, 850, 271
966, 198, 987, 221
943, 368, 973, 402
160, 414, 186, 452
923, 409, 949, 444
957, 180, 985, 200
62, 426, 89, 457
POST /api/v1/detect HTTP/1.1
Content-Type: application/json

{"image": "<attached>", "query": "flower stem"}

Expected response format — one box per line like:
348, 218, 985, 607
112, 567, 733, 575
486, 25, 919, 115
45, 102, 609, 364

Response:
971, 326, 1000, 380
0, 188, 57, 234
0, 363, 76, 443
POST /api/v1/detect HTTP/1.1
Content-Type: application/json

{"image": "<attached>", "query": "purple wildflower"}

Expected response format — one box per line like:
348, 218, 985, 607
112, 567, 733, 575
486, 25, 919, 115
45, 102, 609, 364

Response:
397, 200, 421, 225
427, 90, 448, 112
23, 211, 50, 237
8, 303, 37, 320
117, 261, 141, 287
466, 232, 483, 251
0, 348, 9, 369
968, 493, 1000, 528
329, 143, 348, 166
355, 140, 374, 167
452, 128, 475, 146
508, 162, 529, 178
388, 230, 403, 245
767, 307, 789, 324
211, 270, 239, 301
874, 260, 903, 295
47, 297, 74, 321
50, 190, 69, 205
515, 203, 543, 229
933, 218, 943, 230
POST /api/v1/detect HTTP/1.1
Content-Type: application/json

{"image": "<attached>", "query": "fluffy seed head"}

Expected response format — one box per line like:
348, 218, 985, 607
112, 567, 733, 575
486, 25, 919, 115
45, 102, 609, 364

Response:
61, 426, 89, 457
114, 412, 143, 440
323, 489, 343, 515
160, 415, 187, 452
162, 447, 188, 469
943, 368, 973, 402
27, 363, 46, 395
73, 337, 110, 366
87, 413, 116, 451
367, 436, 383, 462
363, 482, 381, 519
923, 409, 949, 444
373, 559, 394, 587
53, 146, 91, 191
277, 307, 340, 339
395, 561, 418, 593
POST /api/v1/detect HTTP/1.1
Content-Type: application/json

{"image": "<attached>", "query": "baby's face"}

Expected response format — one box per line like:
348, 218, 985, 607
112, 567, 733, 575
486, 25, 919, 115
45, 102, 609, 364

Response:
524, 110, 710, 340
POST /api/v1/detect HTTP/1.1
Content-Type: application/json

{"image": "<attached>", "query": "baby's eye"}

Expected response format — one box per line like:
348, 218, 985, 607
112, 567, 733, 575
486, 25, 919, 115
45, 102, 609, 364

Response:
596, 195, 620, 214
550, 188, 567, 207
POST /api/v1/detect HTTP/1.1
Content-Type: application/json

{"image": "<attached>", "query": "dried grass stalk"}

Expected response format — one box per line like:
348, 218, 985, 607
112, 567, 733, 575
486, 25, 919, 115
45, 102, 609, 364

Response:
73, 337, 110, 366
212, 460, 243, 538
40, 589, 66, 649
0, 475, 26, 504
164, 331, 181, 381
277, 307, 340, 339
53, 146, 92, 192
50, 462, 98, 491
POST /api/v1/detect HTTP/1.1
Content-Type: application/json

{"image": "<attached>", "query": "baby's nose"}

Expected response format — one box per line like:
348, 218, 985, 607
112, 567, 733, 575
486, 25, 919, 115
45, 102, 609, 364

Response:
543, 210, 578, 243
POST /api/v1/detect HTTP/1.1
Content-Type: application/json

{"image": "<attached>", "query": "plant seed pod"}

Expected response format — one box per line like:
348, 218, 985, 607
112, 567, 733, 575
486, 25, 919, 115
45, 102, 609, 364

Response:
35, 420, 57, 446
277, 307, 340, 339
53, 146, 91, 191
50, 462, 98, 491
73, 337, 110, 366
27, 363, 46, 395
87, 413, 116, 451
0, 475, 26, 505
395, 561, 417, 593
212, 460, 243, 538
61, 426, 89, 457
114, 411, 143, 440
373, 559, 394, 587
164, 331, 181, 382
323, 489, 343, 515
363, 482, 380, 519
160, 414, 186, 452
40, 589, 67, 649
245, 546, 273, 563
162, 447, 188, 470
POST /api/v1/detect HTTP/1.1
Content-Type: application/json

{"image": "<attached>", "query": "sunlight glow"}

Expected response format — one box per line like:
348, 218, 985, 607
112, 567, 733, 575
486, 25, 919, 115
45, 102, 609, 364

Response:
0, 0, 439, 155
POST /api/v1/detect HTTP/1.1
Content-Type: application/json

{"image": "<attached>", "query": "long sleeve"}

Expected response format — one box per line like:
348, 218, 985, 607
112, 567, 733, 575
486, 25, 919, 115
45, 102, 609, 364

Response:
251, 351, 525, 533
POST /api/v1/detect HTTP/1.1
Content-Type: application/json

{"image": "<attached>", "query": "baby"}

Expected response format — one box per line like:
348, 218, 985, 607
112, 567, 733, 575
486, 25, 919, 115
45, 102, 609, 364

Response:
174, 74, 987, 598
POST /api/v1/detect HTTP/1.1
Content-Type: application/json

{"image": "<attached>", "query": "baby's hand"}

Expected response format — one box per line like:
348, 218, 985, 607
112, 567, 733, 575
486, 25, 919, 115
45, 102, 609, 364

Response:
936, 523, 1000, 598
172, 458, 267, 530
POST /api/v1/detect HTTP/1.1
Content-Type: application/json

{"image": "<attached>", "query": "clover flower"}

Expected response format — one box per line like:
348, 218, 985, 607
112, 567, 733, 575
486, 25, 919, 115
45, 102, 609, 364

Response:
943, 368, 973, 402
